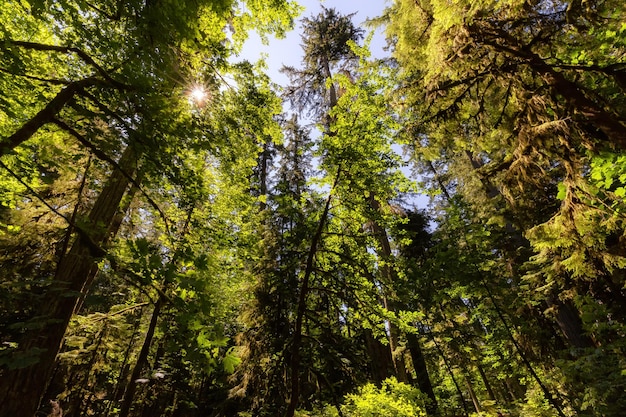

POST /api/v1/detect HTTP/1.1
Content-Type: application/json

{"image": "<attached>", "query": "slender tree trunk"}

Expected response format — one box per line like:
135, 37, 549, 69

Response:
426, 160, 452, 202
0, 146, 138, 417
406, 332, 438, 414
105, 311, 143, 417
309, 368, 345, 417
118, 208, 193, 417
119, 296, 163, 417
482, 281, 568, 417
382, 297, 409, 383
367, 193, 411, 383
465, 374, 482, 414
284, 169, 340, 417
430, 334, 469, 417
70, 328, 106, 417
323, 60, 338, 112
257, 140, 271, 212
504, 376, 524, 402
476, 361, 496, 402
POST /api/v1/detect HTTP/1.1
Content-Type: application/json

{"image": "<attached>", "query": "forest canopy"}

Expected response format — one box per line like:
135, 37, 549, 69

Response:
0, 1, 624, 417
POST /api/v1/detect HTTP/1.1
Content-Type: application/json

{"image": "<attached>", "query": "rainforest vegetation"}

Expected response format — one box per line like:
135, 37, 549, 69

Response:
0, 0, 625, 416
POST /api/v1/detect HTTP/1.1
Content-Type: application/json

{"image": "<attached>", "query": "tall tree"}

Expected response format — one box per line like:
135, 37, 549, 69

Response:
235, 8, 418, 417
0, 1, 300, 416
282, 9, 367, 417
276, 7, 436, 416
385, 0, 626, 414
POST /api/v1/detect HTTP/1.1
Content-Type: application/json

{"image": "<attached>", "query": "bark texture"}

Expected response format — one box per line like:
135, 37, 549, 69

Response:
0, 146, 138, 417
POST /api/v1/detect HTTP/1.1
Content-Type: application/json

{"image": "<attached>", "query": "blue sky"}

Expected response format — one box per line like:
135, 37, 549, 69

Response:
239, 0, 389, 86
238, 0, 429, 209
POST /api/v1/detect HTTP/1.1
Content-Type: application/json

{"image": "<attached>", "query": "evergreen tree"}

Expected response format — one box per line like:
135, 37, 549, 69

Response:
385, 0, 626, 414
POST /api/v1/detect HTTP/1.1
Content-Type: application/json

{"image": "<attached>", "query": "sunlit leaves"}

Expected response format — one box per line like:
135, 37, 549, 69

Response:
340, 377, 428, 417
0, 0, 301, 414
233, 0, 303, 46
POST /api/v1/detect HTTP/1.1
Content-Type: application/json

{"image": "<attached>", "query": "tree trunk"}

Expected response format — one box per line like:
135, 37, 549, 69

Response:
257, 140, 271, 212
476, 361, 496, 402
465, 374, 481, 414
554, 297, 596, 350
482, 282, 568, 417
74, 173, 143, 315
430, 334, 469, 417
363, 329, 394, 384
0, 146, 138, 417
105, 311, 143, 417
382, 297, 409, 383
119, 296, 163, 417
504, 376, 525, 402
367, 193, 410, 383
406, 332, 438, 414
284, 169, 339, 417
69, 328, 106, 417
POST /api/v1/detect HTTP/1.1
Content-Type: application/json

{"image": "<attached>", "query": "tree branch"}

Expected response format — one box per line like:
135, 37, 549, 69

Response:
52, 118, 172, 238
0, 158, 106, 257
0, 67, 69, 85
8, 40, 132, 90
470, 26, 626, 149
1, 77, 98, 156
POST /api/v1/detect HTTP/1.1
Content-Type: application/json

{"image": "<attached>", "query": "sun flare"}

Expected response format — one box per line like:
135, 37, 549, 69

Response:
188, 85, 207, 105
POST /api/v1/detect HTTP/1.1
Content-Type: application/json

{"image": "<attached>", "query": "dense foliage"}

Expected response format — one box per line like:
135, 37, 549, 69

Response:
1, 1, 624, 417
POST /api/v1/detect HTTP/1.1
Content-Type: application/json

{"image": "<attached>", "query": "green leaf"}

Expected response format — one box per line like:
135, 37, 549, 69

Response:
556, 182, 567, 200
222, 347, 241, 374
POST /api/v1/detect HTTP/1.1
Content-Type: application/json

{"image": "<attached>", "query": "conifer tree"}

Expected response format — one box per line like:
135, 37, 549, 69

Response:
385, 0, 626, 414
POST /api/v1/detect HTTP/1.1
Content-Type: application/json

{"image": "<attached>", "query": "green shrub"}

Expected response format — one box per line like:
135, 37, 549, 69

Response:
340, 377, 428, 417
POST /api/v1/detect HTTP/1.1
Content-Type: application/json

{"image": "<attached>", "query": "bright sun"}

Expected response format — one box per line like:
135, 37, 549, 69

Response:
189, 85, 207, 105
